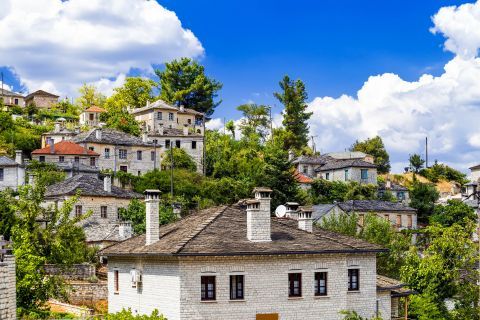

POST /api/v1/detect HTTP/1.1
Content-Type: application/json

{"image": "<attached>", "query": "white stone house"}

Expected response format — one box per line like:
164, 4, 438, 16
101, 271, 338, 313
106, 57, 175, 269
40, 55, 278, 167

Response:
0, 151, 25, 191
0, 88, 25, 109
378, 180, 410, 203
79, 106, 106, 127
32, 140, 100, 168
44, 174, 141, 248
41, 121, 77, 148
101, 188, 400, 320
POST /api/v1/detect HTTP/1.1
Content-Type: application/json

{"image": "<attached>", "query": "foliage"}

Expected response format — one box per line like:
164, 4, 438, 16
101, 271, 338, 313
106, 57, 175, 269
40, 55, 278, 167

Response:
236, 103, 270, 140
430, 199, 476, 228
27, 160, 66, 186
0, 115, 49, 156
274, 75, 312, 151
378, 190, 396, 202
161, 147, 197, 172
409, 153, 425, 173
225, 119, 235, 138
76, 83, 106, 109
156, 57, 222, 116
351, 136, 390, 174
319, 212, 358, 237
111, 77, 155, 109
339, 310, 383, 320
101, 309, 167, 320
309, 179, 377, 204
419, 161, 468, 185
101, 98, 141, 136
401, 223, 479, 319
409, 181, 439, 223
0, 189, 16, 240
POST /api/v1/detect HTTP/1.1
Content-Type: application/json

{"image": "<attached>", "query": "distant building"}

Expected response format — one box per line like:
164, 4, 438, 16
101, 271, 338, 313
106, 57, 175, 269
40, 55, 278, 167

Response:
294, 169, 314, 190
0, 88, 25, 109
32, 140, 100, 168
41, 121, 77, 148
326, 151, 374, 164
378, 180, 409, 203
25, 90, 59, 109
79, 106, 107, 127
0, 151, 25, 191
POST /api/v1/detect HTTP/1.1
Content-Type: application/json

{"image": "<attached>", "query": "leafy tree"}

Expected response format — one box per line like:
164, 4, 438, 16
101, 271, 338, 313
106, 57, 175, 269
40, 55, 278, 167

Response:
409, 181, 439, 223
100, 309, 167, 320
0, 190, 16, 240
0, 110, 14, 131
161, 148, 197, 172
274, 75, 312, 151
309, 179, 377, 204
119, 198, 177, 234
409, 153, 425, 173
351, 136, 390, 173
319, 212, 358, 237
236, 103, 270, 140
55, 99, 80, 115
27, 160, 66, 186
429, 199, 476, 228
156, 58, 222, 116
76, 84, 106, 109
401, 223, 479, 319
101, 100, 141, 136
340, 310, 382, 320
225, 120, 235, 138
419, 161, 468, 185
378, 190, 396, 202
109, 77, 155, 109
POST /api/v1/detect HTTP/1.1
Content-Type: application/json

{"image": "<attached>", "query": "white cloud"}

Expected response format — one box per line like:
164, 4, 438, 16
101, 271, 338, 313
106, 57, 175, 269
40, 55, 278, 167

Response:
206, 118, 224, 131
306, 1, 480, 173
0, 0, 204, 97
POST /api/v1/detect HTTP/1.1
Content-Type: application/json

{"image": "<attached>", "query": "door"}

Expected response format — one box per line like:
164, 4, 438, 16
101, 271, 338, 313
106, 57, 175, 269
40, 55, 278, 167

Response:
256, 314, 279, 320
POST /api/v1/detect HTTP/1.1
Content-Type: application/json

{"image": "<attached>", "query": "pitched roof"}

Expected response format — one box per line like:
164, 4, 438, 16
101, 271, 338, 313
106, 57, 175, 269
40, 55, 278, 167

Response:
147, 127, 203, 137
45, 175, 142, 199
131, 99, 205, 116
73, 128, 152, 147
311, 204, 339, 222
337, 200, 416, 213
326, 151, 368, 160
469, 164, 480, 171
0, 156, 19, 167
55, 162, 100, 174
316, 158, 377, 171
294, 170, 314, 184
376, 275, 414, 297
101, 204, 385, 257
32, 141, 99, 156
25, 90, 59, 99
0, 88, 24, 97
83, 222, 129, 243
292, 155, 331, 165
43, 128, 76, 136
378, 182, 408, 192
84, 106, 106, 113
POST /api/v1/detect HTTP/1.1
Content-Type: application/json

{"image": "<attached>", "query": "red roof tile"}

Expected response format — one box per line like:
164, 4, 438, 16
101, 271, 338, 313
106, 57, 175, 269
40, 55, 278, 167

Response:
294, 169, 314, 184
32, 141, 99, 156
85, 106, 106, 113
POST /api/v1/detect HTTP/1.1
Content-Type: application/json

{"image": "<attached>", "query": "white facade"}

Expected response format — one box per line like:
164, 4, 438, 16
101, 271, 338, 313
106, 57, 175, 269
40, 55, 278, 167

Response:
317, 167, 378, 185
0, 153, 25, 191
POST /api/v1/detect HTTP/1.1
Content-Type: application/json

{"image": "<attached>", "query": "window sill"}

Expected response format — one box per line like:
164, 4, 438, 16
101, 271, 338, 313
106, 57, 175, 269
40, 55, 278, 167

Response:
229, 299, 246, 303
288, 297, 304, 300
114, 292, 119, 295
314, 295, 330, 299
347, 290, 361, 294
200, 300, 217, 303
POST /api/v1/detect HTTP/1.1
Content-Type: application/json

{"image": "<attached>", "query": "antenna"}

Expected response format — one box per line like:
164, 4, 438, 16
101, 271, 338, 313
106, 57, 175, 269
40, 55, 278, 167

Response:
275, 205, 287, 218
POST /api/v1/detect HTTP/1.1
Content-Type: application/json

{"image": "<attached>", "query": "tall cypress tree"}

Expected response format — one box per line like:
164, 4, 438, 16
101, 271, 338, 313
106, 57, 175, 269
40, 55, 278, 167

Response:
274, 75, 312, 151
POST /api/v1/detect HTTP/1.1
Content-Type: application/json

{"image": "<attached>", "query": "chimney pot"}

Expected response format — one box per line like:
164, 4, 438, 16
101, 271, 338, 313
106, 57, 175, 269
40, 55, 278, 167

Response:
179, 105, 185, 112
15, 150, 23, 165
298, 206, 313, 232
183, 124, 189, 136
103, 175, 112, 193
50, 143, 55, 154
119, 222, 133, 239
95, 128, 102, 140
54, 122, 61, 133
247, 187, 272, 242
145, 189, 161, 245
285, 202, 300, 219
142, 132, 148, 143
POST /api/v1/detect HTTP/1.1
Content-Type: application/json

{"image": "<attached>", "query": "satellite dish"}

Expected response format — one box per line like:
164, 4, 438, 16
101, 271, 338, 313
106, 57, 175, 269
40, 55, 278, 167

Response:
275, 205, 287, 218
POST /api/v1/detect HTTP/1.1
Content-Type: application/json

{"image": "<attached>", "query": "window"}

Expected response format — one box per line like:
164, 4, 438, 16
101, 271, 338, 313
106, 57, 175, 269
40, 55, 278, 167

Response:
104, 148, 110, 159
89, 113, 94, 121
90, 157, 96, 166
168, 112, 174, 121
384, 214, 390, 221
101, 206, 107, 219
137, 171, 141, 176
0, 168, 3, 181
348, 269, 359, 291
151, 151, 155, 161
230, 275, 244, 300
137, 150, 142, 160
344, 169, 349, 181
302, 166, 308, 174
165, 140, 170, 149
396, 215, 402, 227
119, 149, 127, 159
157, 112, 162, 120
74, 156, 80, 163
59, 156, 65, 162
288, 273, 302, 297
89, 146, 94, 151
39, 156, 45, 162
407, 215, 413, 228
117, 208, 121, 220
201, 276, 216, 301
361, 169, 368, 180
192, 141, 197, 149
187, 118, 191, 124
14, 98, 18, 105
175, 140, 181, 148
75, 205, 82, 217
325, 173, 330, 180
114, 270, 119, 293
120, 166, 128, 172
397, 191, 405, 200
314, 272, 327, 296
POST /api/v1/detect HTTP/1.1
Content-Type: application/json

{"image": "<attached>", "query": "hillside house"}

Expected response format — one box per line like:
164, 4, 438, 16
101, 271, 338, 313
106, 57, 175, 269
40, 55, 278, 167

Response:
41, 121, 77, 148
378, 181, 409, 203
0, 151, 25, 191
73, 128, 161, 176
45, 175, 141, 248
79, 106, 106, 127
25, 90, 59, 109
32, 140, 100, 168
0, 88, 25, 109
101, 188, 395, 320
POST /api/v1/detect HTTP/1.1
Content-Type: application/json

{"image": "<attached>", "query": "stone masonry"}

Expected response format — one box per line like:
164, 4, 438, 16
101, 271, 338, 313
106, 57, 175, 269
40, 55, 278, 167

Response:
0, 237, 16, 320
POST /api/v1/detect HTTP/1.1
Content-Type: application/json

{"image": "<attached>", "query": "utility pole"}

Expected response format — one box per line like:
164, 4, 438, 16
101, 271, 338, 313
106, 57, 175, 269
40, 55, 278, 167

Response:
1, 72, 4, 108
170, 144, 174, 198
425, 137, 428, 168
202, 114, 206, 176
153, 140, 157, 171
113, 146, 117, 176
310, 136, 317, 153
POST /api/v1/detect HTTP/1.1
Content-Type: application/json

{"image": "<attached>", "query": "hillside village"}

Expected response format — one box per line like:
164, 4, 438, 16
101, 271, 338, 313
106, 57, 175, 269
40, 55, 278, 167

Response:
0, 57, 478, 320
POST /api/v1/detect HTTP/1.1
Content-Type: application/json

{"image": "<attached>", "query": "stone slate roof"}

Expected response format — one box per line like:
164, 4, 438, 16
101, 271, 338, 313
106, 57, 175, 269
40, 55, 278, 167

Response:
292, 155, 331, 165
131, 99, 204, 116
101, 204, 385, 257
311, 204, 339, 222
376, 275, 414, 297
43, 128, 76, 136
338, 200, 416, 213
73, 128, 153, 147
83, 222, 127, 243
469, 164, 480, 171
316, 158, 377, 171
32, 141, 99, 156
25, 89, 59, 99
0, 88, 24, 97
378, 182, 408, 192
45, 175, 142, 199
326, 151, 368, 160
0, 156, 19, 167
55, 162, 100, 174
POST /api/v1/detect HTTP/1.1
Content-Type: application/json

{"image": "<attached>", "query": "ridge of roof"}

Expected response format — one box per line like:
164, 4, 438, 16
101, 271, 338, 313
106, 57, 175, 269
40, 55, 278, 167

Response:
26, 89, 59, 98
32, 140, 99, 156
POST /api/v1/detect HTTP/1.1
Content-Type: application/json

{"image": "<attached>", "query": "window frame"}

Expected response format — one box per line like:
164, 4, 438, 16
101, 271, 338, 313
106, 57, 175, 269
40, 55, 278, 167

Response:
325, 172, 330, 180
114, 270, 119, 294
348, 269, 360, 291
361, 169, 368, 180
100, 206, 107, 219
201, 276, 216, 301
344, 169, 349, 181
74, 156, 79, 163
157, 112, 162, 120
137, 150, 142, 161
151, 151, 155, 161
288, 273, 302, 298
175, 140, 181, 148
168, 112, 174, 121
0, 168, 4, 181
314, 272, 328, 296
119, 149, 127, 160
90, 157, 96, 166
165, 140, 170, 149
230, 275, 244, 300
104, 148, 110, 159
75, 205, 82, 217
192, 141, 197, 149
120, 165, 128, 173
39, 156, 45, 162
59, 156, 65, 163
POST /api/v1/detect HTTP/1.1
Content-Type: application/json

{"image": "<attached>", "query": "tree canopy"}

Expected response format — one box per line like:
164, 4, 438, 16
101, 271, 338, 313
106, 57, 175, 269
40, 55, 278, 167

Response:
236, 103, 270, 141
409, 181, 440, 223
429, 199, 476, 228
351, 136, 391, 174
76, 84, 106, 109
409, 153, 425, 173
419, 161, 468, 185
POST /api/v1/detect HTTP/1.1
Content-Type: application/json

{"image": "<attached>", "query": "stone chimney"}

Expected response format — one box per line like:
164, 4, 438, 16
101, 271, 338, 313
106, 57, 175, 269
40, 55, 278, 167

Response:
183, 124, 189, 136
119, 222, 133, 239
285, 202, 300, 219
179, 105, 185, 112
54, 121, 61, 133
50, 143, 55, 154
247, 187, 272, 242
288, 150, 295, 161
95, 128, 102, 140
28, 173, 35, 188
145, 190, 161, 245
158, 123, 164, 135
103, 175, 112, 193
386, 180, 392, 189
298, 206, 313, 233
146, 100, 150, 108
142, 132, 148, 143
15, 150, 23, 165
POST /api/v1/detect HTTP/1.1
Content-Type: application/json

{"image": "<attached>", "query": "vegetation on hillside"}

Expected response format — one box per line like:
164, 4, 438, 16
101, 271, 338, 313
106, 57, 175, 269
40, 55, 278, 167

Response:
351, 136, 391, 174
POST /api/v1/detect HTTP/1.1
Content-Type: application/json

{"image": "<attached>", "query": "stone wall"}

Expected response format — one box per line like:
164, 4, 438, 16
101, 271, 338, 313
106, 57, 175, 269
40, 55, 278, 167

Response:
67, 281, 108, 305
0, 250, 16, 319
44, 263, 95, 280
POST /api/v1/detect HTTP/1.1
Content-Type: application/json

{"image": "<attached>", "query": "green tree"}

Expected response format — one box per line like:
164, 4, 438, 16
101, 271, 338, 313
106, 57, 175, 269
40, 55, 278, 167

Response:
119, 198, 177, 234
351, 136, 391, 174
161, 148, 197, 172
309, 180, 377, 204
430, 199, 476, 228
419, 161, 468, 185
274, 75, 312, 151
340, 310, 382, 320
319, 212, 358, 237
236, 103, 270, 140
156, 58, 222, 116
225, 120, 235, 138
27, 160, 66, 186
110, 77, 155, 109
0, 190, 16, 240
101, 100, 141, 136
76, 84, 106, 109
101, 309, 167, 320
409, 181, 439, 223
409, 153, 425, 173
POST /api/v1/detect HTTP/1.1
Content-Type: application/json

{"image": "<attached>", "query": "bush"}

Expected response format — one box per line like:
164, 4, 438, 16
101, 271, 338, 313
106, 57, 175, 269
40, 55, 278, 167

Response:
101, 309, 167, 320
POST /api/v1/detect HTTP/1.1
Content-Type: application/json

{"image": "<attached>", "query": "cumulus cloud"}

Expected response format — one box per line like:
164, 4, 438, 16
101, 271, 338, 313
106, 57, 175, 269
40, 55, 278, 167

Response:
0, 0, 204, 96
307, 0, 480, 172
